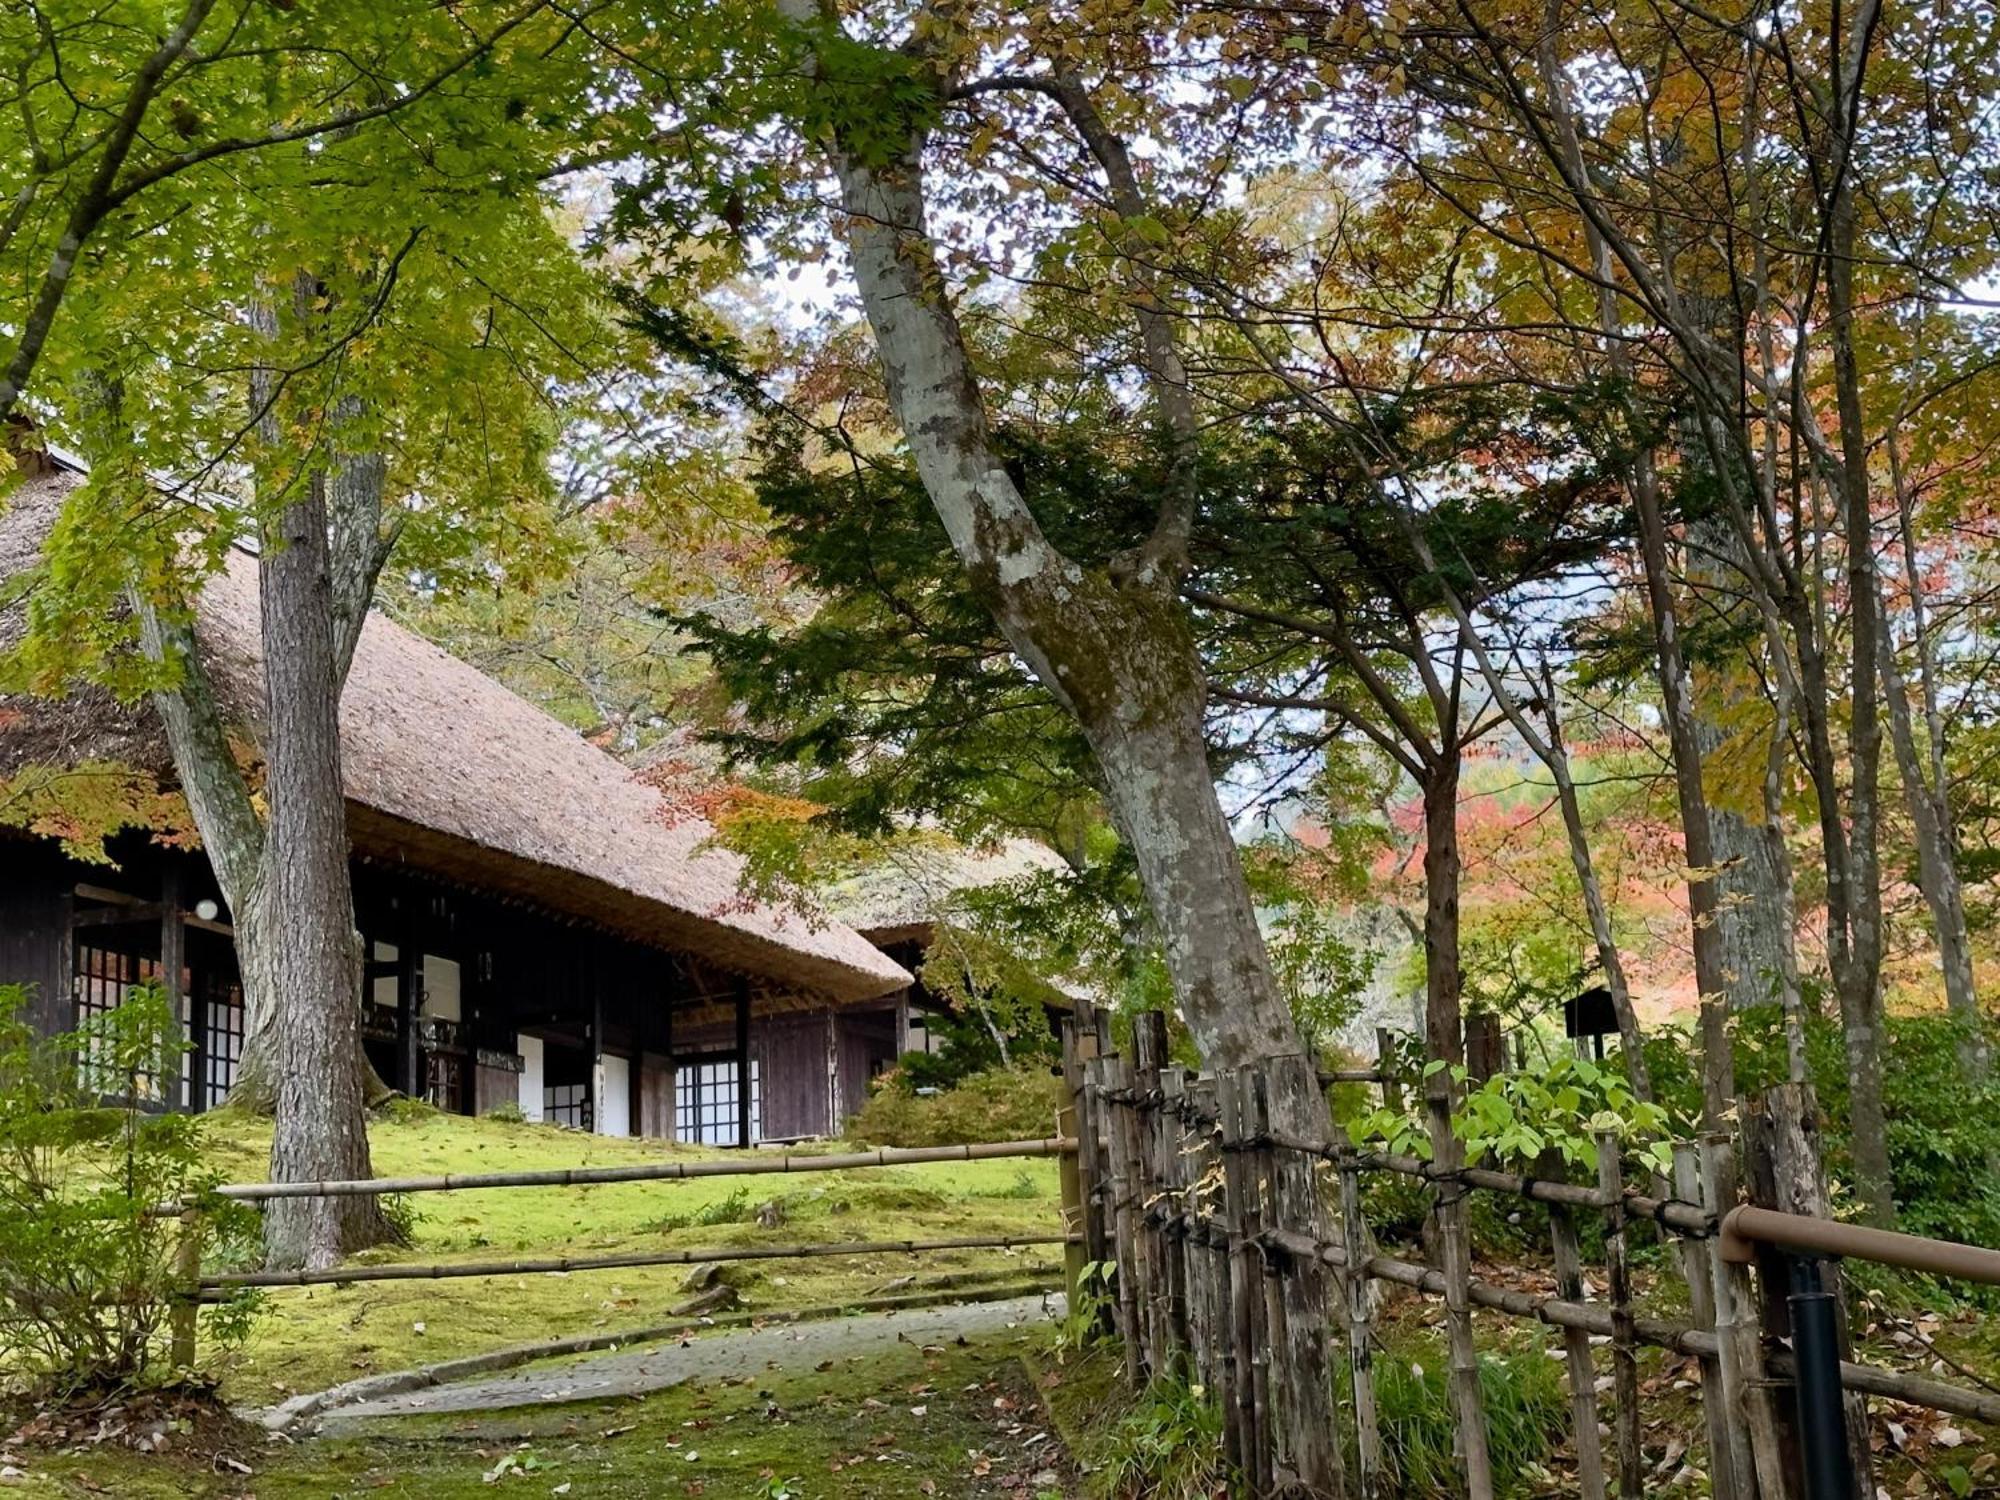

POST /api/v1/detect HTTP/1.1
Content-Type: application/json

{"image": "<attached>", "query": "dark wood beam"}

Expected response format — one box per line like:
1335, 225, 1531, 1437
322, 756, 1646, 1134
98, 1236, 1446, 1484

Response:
734, 976, 752, 1150
663, 987, 675, 1143
73, 902, 166, 928
159, 864, 186, 1113
397, 931, 422, 1100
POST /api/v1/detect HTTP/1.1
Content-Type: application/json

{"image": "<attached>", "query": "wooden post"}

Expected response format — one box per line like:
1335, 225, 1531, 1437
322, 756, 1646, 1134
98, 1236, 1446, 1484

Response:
1375, 1027, 1403, 1116
1055, 1048, 1089, 1309
1427, 1082, 1494, 1499
1673, 1141, 1743, 1500
662, 986, 676, 1142
1219, 1070, 1271, 1495
169, 1209, 201, 1370
1128, 1024, 1184, 1376
1250, 1062, 1344, 1497
1542, 1151, 1607, 1500
1464, 1012, 1503, 1083
396, 929, 423, 1099
1595, 1132, 1643, 1499
1063, 1008, 1109, 1273
1743, 1085, 1873, 1499
158, 863, 187, 1111
1339, 1146, 1385, 1500
1114, 1048, 1157, 1376
1186, 1075, 1228, 1397
1091, 1048, 1142, 1382
733, 977, 752, 1149
1700, 1132, 1792, 1500
1131, 1012, 1172, 1373
1149, 1044, 1193, 1366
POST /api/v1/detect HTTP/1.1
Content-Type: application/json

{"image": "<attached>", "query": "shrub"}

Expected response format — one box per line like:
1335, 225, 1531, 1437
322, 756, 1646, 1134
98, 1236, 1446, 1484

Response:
0, 983, 262, 1394
847, 1063, 1061, 1147
1644, 1005, 2000, 1268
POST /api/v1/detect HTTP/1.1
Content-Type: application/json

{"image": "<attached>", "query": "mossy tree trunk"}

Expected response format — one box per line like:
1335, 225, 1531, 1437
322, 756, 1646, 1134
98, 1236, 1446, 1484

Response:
780, 6, 1321, 1113
130, 288, 401, 1268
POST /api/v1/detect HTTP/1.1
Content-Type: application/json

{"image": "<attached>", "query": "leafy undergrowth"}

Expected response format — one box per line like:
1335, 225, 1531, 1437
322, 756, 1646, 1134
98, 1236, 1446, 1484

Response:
4, 1327, 1075, 1498
195, 1105, 1065, 1402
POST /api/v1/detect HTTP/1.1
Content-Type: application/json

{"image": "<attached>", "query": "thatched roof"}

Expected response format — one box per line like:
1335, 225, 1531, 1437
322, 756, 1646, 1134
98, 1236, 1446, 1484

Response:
0, 463, 910, 1003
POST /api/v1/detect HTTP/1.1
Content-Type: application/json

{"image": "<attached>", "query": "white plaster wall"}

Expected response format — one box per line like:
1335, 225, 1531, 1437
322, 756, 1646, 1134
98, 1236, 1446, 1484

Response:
517, 1033, 545, 1121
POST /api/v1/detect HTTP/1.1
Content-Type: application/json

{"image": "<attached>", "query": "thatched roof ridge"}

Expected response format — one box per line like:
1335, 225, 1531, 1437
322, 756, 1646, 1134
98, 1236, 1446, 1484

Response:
0, 465, 909, 1002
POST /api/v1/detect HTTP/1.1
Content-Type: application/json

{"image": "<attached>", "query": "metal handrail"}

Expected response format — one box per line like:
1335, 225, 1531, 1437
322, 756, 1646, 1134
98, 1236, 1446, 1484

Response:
1719, 1205, 2000, 1286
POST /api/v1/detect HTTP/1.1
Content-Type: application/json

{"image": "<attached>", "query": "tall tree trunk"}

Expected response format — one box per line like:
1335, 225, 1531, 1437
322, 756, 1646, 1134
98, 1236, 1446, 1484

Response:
1880, 440, 1984, 1073
786, 22, 1316, 1114
1876, 578, 1983, 1069
1686, 513, 1802, 1013
254, 469, 384, 1269
1396, 491, 1652, 1098
1825, 10, 1893, 1221
1534, 680, 1650, 1098
1419, 753, 1494, 1491
1633, 460, 1739, 1131
1529, 32, 1735, 1128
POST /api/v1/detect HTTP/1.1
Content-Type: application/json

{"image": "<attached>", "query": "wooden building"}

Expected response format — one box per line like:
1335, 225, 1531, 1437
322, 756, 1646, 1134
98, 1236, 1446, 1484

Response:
0, 457, 913, 1143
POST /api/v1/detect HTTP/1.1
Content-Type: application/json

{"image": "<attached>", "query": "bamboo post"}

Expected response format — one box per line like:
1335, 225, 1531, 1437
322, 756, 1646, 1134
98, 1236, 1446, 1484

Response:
1700, 1132, 1791, 1500
169, 1209, 201, 1370
1187, 1075, 1228, 1397
1672, 1141, 1743, 1500
1339, 1146, 1385, 1500
1426, 1079, 1494, 1499
1219, 1070, 1272, 1495
1596, 1131, 1644, 1499
1095, 1049, 1144, 1383
1251, 1064, 1345, 1497
1055, 1037, 1089, 1309
1744, 1085, 1873, 1498
1132, 1011, 1173, 1373
1066, 1006, 1110, 1275
1157, 1064, 1193, 1363
1541, 1152, 1607, 1500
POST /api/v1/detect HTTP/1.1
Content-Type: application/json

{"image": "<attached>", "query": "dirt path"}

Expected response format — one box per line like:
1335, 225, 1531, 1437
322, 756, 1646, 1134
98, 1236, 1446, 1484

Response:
310, 1292, 1064, 1426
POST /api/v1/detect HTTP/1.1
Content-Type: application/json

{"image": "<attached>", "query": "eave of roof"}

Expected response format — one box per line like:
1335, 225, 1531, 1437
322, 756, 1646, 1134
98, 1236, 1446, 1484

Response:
0, 460, 909, 1003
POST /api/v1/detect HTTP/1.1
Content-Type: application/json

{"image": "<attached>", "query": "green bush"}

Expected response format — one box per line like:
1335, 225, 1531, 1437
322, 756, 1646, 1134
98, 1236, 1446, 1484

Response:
0, 983, 262, 1394
847, 1063, 1061, 1147
1642, 1005, 2000, 1260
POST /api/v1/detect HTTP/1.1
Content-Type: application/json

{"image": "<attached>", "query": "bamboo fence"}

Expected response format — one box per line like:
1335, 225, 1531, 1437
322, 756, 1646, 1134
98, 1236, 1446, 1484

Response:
1060, 1003, 2000, 1500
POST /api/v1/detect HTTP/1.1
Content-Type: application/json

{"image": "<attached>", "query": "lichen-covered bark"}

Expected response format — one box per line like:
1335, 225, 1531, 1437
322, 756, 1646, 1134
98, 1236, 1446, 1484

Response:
1686, 514, 1803, 1015
789, 12, 1312, 1095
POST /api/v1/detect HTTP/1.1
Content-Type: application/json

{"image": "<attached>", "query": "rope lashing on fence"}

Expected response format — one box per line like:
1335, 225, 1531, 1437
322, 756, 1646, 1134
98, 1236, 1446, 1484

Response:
199, 1232, 1081, 1292
155, 1137, 1077, 1214
1249, 1223, 2000, 1427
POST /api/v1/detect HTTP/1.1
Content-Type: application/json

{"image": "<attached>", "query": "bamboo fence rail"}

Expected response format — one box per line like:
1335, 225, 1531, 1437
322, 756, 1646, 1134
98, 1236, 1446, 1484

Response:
1060, 1003, 2000, 1500
162, 1137, 1075, 1211
203, 1231, 1079, 1291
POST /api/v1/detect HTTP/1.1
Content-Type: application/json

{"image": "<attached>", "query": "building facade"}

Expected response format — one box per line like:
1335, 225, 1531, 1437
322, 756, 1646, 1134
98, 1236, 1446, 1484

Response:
0, 455, 914, 1144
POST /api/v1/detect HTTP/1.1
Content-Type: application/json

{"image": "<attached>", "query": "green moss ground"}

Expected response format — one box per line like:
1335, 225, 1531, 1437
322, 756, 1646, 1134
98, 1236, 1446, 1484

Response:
11, 1326, 1075, 1498
193, 1107, 1065, 1402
